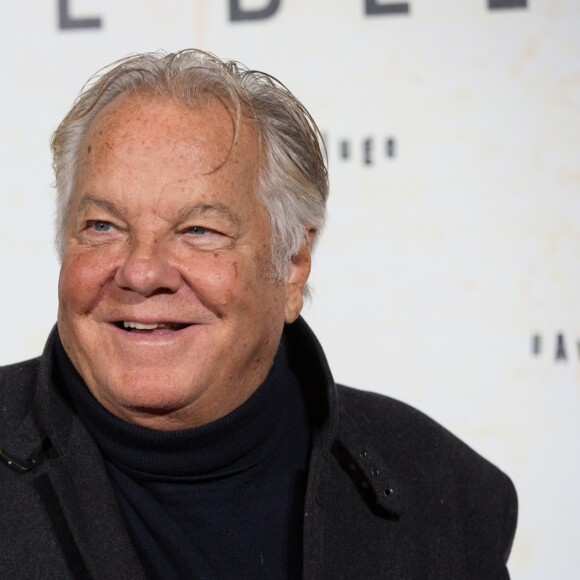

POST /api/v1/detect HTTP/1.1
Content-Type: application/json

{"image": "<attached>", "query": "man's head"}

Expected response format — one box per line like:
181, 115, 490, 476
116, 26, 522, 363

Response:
52, 50, 328, 430
53, 50, 328, 280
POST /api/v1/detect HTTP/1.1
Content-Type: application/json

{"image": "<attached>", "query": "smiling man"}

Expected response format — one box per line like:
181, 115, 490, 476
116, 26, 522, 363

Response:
58, 94, 299, 430
0, 51, 516, 579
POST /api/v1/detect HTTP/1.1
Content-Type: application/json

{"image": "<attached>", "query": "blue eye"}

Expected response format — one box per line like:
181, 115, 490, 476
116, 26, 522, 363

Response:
91, 221, 112, 232
187, 226, 207, 236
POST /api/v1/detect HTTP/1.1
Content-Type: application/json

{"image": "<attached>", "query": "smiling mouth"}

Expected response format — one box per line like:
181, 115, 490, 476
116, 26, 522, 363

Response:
114, 321, 191, 333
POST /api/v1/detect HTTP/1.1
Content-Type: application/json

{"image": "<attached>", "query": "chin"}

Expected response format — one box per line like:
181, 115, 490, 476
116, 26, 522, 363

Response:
97, 376, 200, 419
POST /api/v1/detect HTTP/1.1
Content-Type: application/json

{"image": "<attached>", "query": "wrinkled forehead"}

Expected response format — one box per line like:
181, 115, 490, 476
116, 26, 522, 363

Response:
90, 95, 231, 149
83, 93, 255, 166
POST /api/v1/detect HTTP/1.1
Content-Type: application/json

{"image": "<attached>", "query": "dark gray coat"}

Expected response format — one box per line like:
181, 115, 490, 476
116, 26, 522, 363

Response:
0, 319, 517, 579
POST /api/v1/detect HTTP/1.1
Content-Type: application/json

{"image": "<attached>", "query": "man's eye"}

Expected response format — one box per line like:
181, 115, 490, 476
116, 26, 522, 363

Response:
182, 225, 229, 249
186, 226, 208, 236
89, 221, 113, 232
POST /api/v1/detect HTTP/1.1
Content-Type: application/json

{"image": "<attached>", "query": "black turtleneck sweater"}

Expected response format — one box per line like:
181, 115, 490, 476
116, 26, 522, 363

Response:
55, 335, 311, 580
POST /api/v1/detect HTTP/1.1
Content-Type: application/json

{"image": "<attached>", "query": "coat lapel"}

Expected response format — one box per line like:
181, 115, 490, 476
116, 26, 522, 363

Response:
33, 328, 145, 580
45, 415, 146, 580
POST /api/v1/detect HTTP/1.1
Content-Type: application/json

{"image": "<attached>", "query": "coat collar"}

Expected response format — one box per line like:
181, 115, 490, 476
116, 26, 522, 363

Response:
29, 317, 406, 517
286, 317, 405, 516
1, 317, 405, 580
288, 318, 406, 580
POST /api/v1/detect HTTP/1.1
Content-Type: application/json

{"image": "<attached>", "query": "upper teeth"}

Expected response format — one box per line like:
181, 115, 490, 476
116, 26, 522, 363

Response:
123, 321, 165, 330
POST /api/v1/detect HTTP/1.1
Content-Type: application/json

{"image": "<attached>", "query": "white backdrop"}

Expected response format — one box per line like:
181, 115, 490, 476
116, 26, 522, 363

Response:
0, 1, 578, 577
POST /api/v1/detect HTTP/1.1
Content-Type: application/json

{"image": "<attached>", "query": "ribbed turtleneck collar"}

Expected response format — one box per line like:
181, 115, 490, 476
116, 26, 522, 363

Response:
54, 334, 300, 479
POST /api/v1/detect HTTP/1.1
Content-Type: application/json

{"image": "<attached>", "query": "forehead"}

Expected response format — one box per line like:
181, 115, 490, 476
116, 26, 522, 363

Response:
79, 93, 260, 183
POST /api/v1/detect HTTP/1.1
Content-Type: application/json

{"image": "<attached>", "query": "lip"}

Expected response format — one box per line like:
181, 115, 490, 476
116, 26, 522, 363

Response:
117, 320, 191, 332
105, 319, 206, 346
107, 316, 196, 325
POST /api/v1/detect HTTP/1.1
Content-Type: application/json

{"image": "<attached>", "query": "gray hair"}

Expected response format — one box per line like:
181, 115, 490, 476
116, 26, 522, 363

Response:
51, 49, 328, 284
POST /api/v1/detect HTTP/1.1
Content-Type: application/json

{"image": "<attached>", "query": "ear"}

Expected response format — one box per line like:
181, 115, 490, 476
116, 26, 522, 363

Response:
284, 229, 315, 323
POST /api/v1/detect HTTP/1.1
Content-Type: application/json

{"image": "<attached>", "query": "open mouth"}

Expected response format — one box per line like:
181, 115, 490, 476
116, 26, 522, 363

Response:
114, 321, 191, 333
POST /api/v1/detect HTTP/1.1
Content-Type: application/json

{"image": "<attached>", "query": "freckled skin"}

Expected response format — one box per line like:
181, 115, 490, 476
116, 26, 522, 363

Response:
58, 95, 312, 430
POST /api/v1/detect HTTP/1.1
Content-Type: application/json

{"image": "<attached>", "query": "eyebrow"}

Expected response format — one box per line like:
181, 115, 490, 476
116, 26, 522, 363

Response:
176, 203, 241, 227
76, 195, 125, 220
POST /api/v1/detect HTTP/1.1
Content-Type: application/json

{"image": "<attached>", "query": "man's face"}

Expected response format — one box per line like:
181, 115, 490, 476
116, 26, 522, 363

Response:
58, 95, 310, 430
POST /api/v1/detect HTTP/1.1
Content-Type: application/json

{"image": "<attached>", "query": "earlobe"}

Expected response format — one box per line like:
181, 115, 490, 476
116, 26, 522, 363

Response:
284, 230, 315, 323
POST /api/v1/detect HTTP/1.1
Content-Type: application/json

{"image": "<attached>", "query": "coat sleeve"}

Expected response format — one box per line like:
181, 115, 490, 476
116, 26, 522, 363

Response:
499, 472, 518, 577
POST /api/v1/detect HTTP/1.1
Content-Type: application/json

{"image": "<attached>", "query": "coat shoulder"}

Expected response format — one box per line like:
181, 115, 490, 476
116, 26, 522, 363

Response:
337, 383, 508, 480
0, 357, 41, 438
335, 384, 518, 571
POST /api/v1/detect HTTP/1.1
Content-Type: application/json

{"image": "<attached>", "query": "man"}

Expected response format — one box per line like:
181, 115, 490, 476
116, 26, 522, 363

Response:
0, 50, 517, 579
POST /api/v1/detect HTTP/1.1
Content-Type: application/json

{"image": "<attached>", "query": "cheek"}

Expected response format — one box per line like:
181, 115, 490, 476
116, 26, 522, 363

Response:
181, 256, 240, 305
181, 254, 266, 309
59, 252, 115, 314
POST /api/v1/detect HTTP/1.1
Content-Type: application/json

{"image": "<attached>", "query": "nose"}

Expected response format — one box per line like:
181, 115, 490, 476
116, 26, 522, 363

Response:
114, 239, 182, 296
